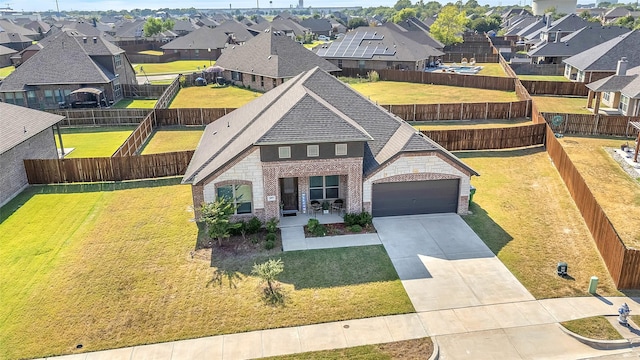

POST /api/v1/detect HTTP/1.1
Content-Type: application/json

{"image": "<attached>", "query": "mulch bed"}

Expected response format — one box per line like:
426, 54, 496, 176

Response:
303, 223, 376, 238
194, 229, 282, 261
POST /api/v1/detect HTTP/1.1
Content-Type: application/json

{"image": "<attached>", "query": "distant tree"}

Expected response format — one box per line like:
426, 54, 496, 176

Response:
578, 10, 592, 19
615, 15, 636, 28
430, 5, 467, 45
236, 14, 245, 21
143, 17, 175, 37
468, 15, 500, 33
420, 1, 442, 17
394, 0, 413, 11
392, 8, 417, 23
348, 17, 369, 29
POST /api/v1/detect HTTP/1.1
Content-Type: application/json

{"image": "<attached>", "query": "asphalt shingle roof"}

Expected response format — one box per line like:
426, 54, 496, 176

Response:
300, 18, 332, 33
0, 102, 64, 154
587, 65, 640, 98
161, 26, 231, 50
182, 67, 477, 185
529, 25, 629, 57
563, 30, 640, 72
215, 29, 340, 78
0, 32, 117, 92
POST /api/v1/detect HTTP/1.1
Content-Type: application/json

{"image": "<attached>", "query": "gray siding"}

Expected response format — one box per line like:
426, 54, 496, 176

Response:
260, 141, 364, 162
0, 128, 57, 206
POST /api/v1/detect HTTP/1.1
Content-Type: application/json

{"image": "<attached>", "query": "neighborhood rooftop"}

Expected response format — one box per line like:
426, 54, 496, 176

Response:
0, 102, 64, 154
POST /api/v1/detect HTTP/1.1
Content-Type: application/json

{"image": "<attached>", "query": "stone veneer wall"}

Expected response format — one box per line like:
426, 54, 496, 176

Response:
363, 153, 472, 215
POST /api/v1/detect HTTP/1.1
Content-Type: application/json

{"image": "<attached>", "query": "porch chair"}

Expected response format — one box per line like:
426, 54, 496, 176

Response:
310, 200, 322, 217
331, 199, 345, 215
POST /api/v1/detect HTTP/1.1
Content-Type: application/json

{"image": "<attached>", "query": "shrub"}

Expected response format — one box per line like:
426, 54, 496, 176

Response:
264, 240, 275, 250
312, 224, 327, 237
307, 218, 320, 232
250, 235, 260, 244
358, 211, 373, 227
229, 220, 246, 236
368, 70, 380, 82
265, 232, 277, 242
343, 212, 359, 227
246, 216, 262, 234
265, 217, 278, 234
349, 224, 362, 233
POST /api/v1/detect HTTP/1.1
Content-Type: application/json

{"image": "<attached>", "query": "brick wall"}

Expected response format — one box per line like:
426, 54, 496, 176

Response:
0, 128, 57, 206
363, 153, 471, 214
221, 70, 283, 92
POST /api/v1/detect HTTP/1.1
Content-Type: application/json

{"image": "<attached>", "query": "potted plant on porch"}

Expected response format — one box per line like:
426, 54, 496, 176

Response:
321, 201, 330, 214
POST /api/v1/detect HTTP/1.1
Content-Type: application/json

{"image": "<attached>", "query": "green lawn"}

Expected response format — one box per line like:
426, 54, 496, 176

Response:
559, 136, 640, 249
138, 50, 163, 56
150, 79, 176, 85
111, 99, 157, 109
561, 316, 623, 340
459, 148, 620, 298
413, 119, 531, 131
0, 183, 412, 359
141, 128, 204, 154
348, 81, 519, 104
476, 63, 510, 77
134, 60, 215, 75
264, 338, 433, 359
518, 75, 570, 82
170, 85, 262, 108
532, 96, 591, 114
56, 127, 135, 158
0, 65, 15, 78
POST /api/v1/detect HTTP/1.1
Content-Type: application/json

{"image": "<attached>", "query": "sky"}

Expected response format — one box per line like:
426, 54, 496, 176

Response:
9, 0, 532, 13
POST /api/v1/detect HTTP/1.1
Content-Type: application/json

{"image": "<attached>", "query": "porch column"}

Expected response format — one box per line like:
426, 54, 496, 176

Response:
587, 90, 595, 109
346, 162, 363, 213
635, 131, 640, 163
593, 92, 602, 115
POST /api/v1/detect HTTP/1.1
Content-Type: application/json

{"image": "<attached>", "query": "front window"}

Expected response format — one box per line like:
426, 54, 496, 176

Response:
307, 145, 319, 157
278, 146, 291, 159
620, 95, 629, 113
231, 71, 242, 81
113, 78, 122, 99
310, 175, 339, 200
358, 60, 365, 70
335, 143, 347, 156
217, 184, 252, 214
602, 92, 610, 102
114, 54, 122, 68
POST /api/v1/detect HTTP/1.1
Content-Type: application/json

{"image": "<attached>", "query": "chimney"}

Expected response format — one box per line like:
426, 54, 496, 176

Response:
555, 31, 561, 43
617, 57, 628, 76
546, 14, 551, 29
82, 36, 87, 43
92, 37, 97, 44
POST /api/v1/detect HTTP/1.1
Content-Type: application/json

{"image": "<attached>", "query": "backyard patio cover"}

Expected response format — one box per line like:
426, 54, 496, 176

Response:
69, 87, 103, 95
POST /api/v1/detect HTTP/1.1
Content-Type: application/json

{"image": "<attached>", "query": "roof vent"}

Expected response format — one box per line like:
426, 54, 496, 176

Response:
268, 55, 272, 60
82, 36, 87, 43
92, 37, 97, 43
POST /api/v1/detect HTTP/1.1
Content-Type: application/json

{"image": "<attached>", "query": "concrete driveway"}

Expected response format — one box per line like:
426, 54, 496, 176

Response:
373, 214, 535, 312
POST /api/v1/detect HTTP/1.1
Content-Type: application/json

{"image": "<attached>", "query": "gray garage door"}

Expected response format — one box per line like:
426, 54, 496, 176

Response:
372, 179, 459, 217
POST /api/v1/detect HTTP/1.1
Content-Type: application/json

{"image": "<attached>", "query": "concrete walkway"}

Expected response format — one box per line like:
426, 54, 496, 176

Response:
46, 214, 640, 360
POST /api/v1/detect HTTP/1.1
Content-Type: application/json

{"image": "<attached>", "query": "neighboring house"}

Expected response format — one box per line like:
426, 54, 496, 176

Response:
172, 19, 200, 36
0, 102, 64, 206
0, 19, 38, 51
601, 7, 640, 23
251, 18, 308, 39
0, 31, 136, 109
381, 22, 444, 50
193, 16, 219, 29
182, 67, 477, 221
216, 29, 340, 92
0, 44, 17, 67
315, 26, 444, 71
300, 18, 332, 37
528, 25, 629, 65
586, 58, 640, 116
504, 15, 539, 36
329, 18, 347, 35
395, 16, 433, 33
564, 30, 640, 82
160, 26, 239, 61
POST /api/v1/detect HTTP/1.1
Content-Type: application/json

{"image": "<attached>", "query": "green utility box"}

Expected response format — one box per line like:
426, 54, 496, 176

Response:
469, 185, 476, 207
588, 276, 598, 294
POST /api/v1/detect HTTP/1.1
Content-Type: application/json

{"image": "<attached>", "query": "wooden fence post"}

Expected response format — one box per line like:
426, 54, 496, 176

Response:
437, 104, 440, 121
92, 109, 96, 126
508, 102, 512, 120
593, 114, 599, 135
460, 103, 464, 120
485, 102, 489, 120
413, 104, 416, 121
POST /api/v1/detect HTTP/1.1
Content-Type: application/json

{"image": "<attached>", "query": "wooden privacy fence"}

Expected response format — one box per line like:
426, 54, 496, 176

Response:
154, 76, 180, 109
382, 101, 530, 121
24, 151, 194, 184
421, 123, 546, 151
543, 113, 640, 137
122, 83, 171, 98
47, 108, 149, 126
339, 68, 515, 91
112, 110, 155, 157
544, 125, 640, 289
521, 80, 589, 96
154, 108, 233, 126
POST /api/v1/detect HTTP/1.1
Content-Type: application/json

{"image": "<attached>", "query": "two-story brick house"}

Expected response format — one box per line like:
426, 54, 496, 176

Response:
183, 67, 478, 221
0, 31, 136, 109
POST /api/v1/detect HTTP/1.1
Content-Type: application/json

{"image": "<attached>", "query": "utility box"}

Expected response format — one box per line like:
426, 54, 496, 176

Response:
469, 185, 476, 206
588, 276, 599, 294
557, 262, 568, 276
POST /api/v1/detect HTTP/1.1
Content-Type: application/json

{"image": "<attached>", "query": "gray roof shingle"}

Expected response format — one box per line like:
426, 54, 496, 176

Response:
0, 102, 64, 154
215, 29, 340, 78
586, 65, 640, 98
183, 67, 476, 184
161, 26, 231, 50
563, 30, 640, 72
529, 25, 630, 57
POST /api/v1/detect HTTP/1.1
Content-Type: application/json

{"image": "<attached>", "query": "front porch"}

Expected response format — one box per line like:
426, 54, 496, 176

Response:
279, 211, 344, 228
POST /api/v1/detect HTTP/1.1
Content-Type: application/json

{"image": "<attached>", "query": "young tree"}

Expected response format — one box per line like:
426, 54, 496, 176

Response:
143, 17, 175, 37
347, 17, 369, 29
252, 258, 284, 297
200, 198, 239, 247
430, 5, 468, 46
392, 8, 417, 23
394, 0, 413, 11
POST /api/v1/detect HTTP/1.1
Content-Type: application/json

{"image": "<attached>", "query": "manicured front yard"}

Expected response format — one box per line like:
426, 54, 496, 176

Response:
460, 148, 620, 298
133, 60, 215, 75
348, 81, 519, 104
532, 95, 592, 114
264, 338, 433, 359
56, 127, 135, 158
559, 136, 640, 249
0, 183, 412, 360
413, 119, 531, 131
111, 98, 157, 109
561, 316, 623, 340
169, 85, 262, 108
141, 128, 204, 154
